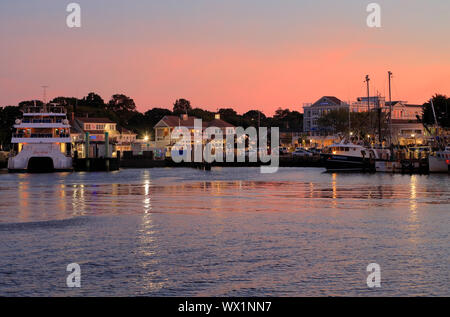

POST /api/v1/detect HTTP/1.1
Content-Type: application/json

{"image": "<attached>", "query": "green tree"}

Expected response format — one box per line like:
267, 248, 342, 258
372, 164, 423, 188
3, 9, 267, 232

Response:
218, 108, 242, 126
317, 108, 350, 134
0, 106, 22, 148
189, 108, 215, 121
243, 110, 266, 127
18, 100, 43, 109
82, 92, 105, 109
144, 107, 173, 126
173, 99, 192, 114
423, 94, 449, 128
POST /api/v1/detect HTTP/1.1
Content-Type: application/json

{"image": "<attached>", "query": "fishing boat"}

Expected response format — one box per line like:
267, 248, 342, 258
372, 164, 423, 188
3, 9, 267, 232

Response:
429, 146, 450, 173
321, 141, 379, 172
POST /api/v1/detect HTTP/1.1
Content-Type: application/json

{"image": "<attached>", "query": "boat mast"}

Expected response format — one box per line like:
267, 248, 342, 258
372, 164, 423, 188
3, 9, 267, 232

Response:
388, 71, 393, 145
365, 75, 371, 139
430, 98, 439, 141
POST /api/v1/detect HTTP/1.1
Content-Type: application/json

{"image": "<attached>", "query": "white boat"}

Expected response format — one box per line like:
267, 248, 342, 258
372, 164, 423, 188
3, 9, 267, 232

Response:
321, 142, 380, 172
429, 146, 450, 173
7, 104, 73, 172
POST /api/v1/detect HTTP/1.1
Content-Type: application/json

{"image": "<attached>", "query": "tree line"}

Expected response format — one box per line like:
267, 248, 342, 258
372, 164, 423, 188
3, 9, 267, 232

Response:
0, 93, 303, 148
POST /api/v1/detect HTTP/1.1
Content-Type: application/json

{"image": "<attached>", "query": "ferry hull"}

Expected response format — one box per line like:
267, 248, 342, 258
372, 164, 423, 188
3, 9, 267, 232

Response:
7, 144, 72, 173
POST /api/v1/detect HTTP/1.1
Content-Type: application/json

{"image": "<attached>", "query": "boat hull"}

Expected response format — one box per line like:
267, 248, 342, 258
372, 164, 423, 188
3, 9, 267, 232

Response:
7, 144, 72, 173
375, 161, 401, 173
429, 156, 449, 173
321, 154, 374, 172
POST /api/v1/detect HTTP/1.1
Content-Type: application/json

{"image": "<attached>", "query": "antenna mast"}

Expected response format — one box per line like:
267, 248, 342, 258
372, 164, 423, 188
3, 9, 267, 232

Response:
41, 85, 49, 112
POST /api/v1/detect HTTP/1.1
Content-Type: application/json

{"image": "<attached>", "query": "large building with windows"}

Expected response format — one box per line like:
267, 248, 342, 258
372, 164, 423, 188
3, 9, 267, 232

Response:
303, 95, 425, 145
303, 96, 348, 134
154, 114, 235, 156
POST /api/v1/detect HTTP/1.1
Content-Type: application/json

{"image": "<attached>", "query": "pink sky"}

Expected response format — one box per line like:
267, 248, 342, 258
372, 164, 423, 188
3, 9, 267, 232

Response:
1, 1, 449, 115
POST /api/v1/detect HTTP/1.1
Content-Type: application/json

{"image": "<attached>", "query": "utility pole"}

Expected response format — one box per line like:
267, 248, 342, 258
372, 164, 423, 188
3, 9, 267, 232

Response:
388, 71, 393, 145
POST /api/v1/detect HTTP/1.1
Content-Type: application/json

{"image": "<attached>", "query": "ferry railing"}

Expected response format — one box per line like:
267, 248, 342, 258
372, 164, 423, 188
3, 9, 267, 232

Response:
13, 133, 71, 138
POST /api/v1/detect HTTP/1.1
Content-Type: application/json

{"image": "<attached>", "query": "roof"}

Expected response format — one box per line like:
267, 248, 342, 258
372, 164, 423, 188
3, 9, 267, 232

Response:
323, 96, 343, 105
205, 119, 235, 128
118, 127, 136, 134
84, 130, 110, 134
159, 115, 198, 127
76, 117, 115, 124
309, 96, 343, 108
156, 115, 235, 129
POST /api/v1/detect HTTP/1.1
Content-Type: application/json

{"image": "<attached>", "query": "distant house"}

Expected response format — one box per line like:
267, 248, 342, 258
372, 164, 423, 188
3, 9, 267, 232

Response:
303, 96, 347, 134
71, 116, 137, 158
153, 114, 235, 154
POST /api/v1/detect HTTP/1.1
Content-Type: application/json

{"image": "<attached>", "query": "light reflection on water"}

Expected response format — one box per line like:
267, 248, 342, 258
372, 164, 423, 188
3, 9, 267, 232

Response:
0, 168, 449, 296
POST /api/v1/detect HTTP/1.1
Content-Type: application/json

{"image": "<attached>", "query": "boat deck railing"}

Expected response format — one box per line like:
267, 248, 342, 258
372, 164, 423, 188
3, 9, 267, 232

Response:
13, 133, 70, 138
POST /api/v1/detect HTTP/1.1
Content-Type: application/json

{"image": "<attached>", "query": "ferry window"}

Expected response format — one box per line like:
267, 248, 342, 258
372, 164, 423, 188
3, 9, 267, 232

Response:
345, 147, 349, 152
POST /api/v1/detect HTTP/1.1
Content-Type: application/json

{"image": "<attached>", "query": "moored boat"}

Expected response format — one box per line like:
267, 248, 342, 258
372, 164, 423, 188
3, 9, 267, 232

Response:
7, 103, 73, 173
429, 146, 450, 173
321, 142, 379, 172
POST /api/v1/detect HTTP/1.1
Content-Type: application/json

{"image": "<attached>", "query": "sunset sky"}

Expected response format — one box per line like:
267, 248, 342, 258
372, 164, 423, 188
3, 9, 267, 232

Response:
1, 0, 449, 115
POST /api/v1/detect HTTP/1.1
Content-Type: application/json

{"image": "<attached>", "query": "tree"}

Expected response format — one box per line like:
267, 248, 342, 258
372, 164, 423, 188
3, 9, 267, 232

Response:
173, 99, 192, 114
144, 108, 173, 126
108, 94, 136, 113
218, 108, 242, 126
271, 108, 303, 131
423, 94, 449, 128
188, 108, 214, 121
50, 96, 78, 107
243, 110, 266, 127
0, 106, 22, 148
18, 100, 43, 109
317, 108, 350, 134
82, 92, 105, 109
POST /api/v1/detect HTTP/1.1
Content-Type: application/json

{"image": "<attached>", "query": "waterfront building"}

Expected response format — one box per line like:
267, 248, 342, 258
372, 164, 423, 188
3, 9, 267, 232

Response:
154, 114, 235, 156
71, 116, 137, 158
303, 95, 425, 145
303, 96, 348, 134
8, 103, 73, 172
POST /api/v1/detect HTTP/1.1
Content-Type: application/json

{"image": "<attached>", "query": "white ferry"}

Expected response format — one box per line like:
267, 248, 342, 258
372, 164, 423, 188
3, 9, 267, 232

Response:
429, 146, 450, 173
7, 104, 73, 172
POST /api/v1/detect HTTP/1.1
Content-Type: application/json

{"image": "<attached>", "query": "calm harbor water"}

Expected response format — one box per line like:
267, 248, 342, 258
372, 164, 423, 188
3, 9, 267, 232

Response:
0, 167, 449, 296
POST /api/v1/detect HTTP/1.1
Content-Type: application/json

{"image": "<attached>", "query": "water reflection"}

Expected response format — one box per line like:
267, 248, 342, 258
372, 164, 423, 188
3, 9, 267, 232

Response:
1, 168, 450, 296
1, 169, 449, 223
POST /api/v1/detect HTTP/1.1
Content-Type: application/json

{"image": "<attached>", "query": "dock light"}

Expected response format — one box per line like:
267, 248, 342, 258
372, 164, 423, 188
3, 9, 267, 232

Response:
411, 134, 415, 138
367, 134, 371, 138
144, 135, 149, 141
349, 132, 353, 136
